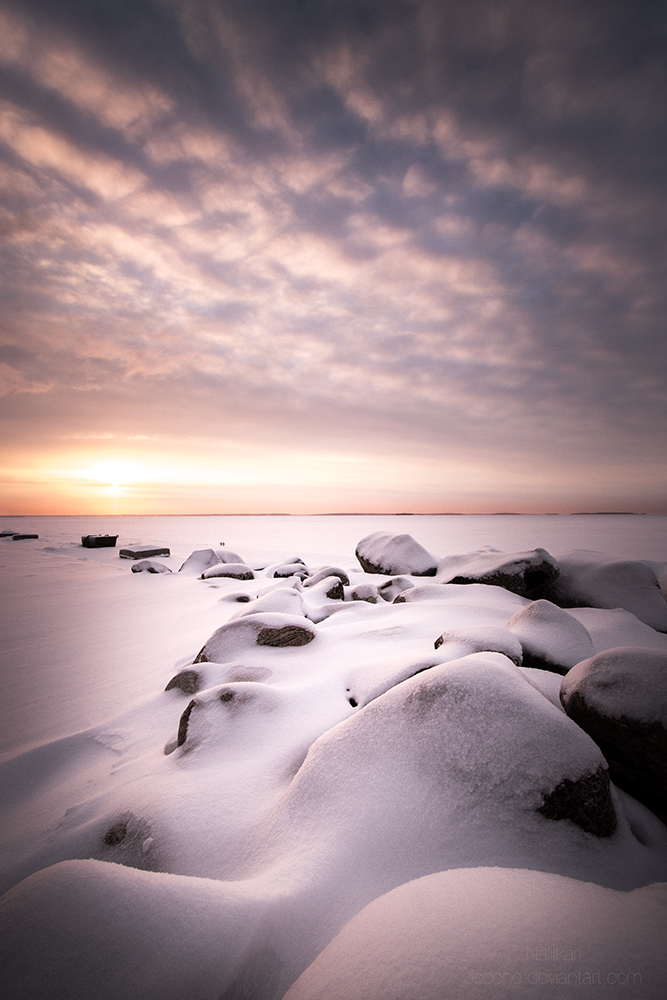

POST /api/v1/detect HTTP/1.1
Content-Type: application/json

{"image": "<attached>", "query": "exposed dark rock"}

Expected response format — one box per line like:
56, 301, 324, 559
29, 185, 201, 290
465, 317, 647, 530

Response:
537, 766, 617, 837
437, 547, 559, 598
99, 814, 158, 871
520, 650, 569, 675
165, 670, 201, 695
177, 699, 197, 746
104, 821, 128, 846
325, 579, 344, 600
257, 625, 315, 647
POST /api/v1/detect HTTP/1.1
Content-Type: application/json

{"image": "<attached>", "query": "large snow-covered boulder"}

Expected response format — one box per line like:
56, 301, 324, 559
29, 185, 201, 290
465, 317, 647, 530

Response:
284, 868, 667, 1000
436, 546, 559, 597
178, 548, 226, 575
355, 532, 437, 576
560, 647, 667, 822
545, 551, 667, 632
506, 599, 595, 673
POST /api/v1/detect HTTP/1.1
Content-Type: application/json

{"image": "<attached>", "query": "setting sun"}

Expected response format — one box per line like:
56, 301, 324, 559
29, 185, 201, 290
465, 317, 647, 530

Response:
84, 461, 141, 489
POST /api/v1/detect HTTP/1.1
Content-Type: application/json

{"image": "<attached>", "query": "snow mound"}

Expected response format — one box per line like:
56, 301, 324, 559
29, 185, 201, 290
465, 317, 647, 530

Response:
567, 606, 667, 654
506, 599, 595, 673
229, 588, 305, 619
434, 624, 523, 665
355, 532, 437, 576
200, 562, 255, 580
194, 613, 317, 662
561, 647, 667, 822
130, 559, 172, 574
0, 859, 263, 1000
547, 551, 667, 632
436, 546, 559, 597
284, 868, 667, 1000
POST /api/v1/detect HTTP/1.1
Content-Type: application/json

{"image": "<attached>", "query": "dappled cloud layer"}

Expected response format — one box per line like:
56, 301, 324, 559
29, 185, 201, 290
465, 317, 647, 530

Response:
0, 0, 666, 512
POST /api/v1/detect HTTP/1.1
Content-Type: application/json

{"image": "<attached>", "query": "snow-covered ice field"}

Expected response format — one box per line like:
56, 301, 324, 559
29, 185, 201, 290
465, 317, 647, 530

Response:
1, 514, 666, 999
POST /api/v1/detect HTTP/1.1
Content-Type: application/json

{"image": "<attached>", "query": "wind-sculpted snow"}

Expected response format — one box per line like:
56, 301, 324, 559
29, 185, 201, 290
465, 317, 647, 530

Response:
1, 524, 667, 1000
545, 551, 667, 632
283, 869, 667, 1000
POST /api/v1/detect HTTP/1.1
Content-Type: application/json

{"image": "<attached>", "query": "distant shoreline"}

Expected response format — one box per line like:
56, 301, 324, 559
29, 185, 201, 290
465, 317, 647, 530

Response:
0, 511, 656, 518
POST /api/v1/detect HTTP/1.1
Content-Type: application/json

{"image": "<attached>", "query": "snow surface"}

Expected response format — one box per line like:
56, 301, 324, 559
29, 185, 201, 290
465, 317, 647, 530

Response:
284, 868, 667, 1000
1, 515, 666, 1000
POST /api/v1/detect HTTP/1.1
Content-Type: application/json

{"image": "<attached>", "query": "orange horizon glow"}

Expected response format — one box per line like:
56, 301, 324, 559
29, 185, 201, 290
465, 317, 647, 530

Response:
1, 445, 665, 517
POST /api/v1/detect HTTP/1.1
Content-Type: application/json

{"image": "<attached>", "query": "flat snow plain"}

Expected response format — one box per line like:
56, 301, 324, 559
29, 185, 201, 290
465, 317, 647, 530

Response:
1, 514, 666, 1000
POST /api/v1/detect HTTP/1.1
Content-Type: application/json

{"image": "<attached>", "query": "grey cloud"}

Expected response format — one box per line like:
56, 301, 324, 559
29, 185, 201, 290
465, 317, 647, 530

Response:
0, 0, 665, 510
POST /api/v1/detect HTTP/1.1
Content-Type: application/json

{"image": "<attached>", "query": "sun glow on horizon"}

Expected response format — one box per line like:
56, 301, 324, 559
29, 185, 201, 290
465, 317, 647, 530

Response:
83, 461, 143, 489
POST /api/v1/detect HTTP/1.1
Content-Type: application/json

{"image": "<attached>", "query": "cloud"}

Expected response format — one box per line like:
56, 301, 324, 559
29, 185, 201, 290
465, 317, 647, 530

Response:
0, 0, 665, 511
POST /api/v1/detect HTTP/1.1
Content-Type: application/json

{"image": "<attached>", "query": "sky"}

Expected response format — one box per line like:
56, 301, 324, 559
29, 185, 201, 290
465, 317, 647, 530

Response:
0, 0, 666, 515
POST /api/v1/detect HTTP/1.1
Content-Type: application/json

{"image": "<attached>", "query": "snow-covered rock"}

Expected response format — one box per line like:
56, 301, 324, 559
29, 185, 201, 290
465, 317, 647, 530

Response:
436, 546, 559, 597
283, 868, 667, 1000
348, 583, 379, 603
302, 567, 350, 588
130, 559, 172, 574
433, 625, 523, 665
355, 532, 437, 576
200, 562, 255, 580
270, 561, 310, 579
546, 551, 667, 632
194, 613, 317, 663
377, 575, 415, 601
561, 647, 667, 822
506, 599, 595, 673
178, 548, 224, 575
